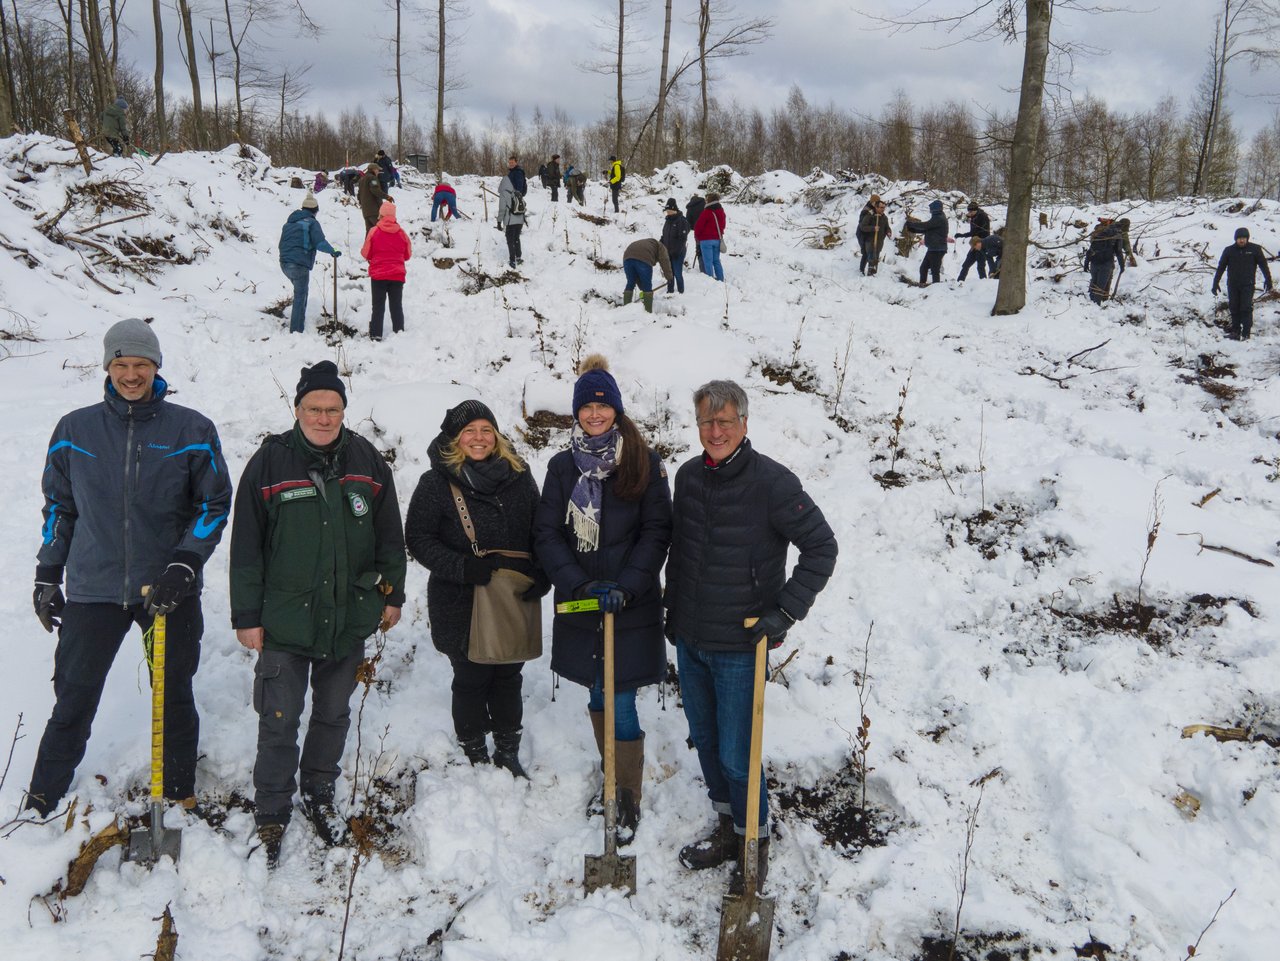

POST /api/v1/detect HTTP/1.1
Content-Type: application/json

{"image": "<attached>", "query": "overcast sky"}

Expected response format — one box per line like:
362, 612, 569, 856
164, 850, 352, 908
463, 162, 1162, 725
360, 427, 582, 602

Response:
113, 0, 1279, 153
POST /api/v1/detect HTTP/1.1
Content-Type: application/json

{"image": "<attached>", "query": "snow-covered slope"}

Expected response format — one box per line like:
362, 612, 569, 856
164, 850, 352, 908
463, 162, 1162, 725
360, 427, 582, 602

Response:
2, 135, 1278, 961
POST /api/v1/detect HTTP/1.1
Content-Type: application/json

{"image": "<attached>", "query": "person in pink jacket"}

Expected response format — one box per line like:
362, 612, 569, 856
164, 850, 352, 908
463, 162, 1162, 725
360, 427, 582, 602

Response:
361, 201, 412, 341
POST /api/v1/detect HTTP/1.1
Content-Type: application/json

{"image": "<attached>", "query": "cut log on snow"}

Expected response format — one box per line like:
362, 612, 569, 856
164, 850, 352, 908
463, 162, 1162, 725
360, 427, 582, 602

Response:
62, 110, 94, 176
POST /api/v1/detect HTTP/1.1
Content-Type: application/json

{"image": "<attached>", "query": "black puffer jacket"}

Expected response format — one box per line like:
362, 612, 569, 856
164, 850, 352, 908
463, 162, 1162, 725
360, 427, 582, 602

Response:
1213, 242, 1273, 289
956, 208, 991, 239
661, 212, 690, 260
404, 441, 545, 662
905, 204, 949, 251
665, 439, 837, 652
534, 448, 672, 690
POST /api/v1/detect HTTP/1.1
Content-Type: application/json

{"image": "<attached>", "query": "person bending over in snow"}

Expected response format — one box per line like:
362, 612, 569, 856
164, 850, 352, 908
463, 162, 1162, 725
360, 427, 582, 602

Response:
621, 238, 673, 312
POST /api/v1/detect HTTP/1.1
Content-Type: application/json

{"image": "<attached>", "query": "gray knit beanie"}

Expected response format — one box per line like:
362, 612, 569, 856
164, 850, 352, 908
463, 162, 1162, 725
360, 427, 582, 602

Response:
301, 190, 319, 210
102, 318, 162, 370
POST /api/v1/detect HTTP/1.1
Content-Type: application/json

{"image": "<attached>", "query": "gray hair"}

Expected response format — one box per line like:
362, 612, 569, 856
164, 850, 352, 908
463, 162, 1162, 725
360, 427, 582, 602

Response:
693, 380, 748, 419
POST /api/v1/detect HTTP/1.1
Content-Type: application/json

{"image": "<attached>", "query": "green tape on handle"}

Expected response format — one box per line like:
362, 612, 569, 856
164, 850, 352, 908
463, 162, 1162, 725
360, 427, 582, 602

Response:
555, 598, 601, 614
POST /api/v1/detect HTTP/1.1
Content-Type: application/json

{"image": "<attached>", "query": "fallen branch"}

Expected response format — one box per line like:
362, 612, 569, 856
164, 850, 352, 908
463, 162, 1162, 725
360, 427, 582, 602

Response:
1177, 532, 1275, 567
1180, 889, 1235, 961
1065, 339, 1110, 365
81, 210, 149, 233
63, 819, 128, 897
1192, 488, 1222, 508
153, 904, 179, 961
1180, 724, 1247, 742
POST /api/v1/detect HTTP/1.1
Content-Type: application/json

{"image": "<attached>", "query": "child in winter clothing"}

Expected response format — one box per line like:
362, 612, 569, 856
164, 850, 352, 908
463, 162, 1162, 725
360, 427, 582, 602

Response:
360, 201, 412, 340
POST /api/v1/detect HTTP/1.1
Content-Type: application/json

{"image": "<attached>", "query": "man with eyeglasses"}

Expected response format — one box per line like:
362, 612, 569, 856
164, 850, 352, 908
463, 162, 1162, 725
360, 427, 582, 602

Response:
229, 360, 406, 867
25, 319, 232, 819
665, 379, 838, 893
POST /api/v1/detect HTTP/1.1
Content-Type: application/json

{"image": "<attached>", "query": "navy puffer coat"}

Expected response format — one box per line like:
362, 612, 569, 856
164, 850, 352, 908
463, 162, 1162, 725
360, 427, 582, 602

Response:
534, 448, 672, 690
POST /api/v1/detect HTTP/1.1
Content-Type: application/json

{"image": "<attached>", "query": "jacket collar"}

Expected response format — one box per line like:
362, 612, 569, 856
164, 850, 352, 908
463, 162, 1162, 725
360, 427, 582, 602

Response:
103, 374, 168, 420
702, 437, 752, 479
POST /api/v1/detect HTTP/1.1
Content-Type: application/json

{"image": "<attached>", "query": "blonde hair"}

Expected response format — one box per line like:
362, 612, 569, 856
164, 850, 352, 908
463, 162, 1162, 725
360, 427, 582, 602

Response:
439, 429, 527, 473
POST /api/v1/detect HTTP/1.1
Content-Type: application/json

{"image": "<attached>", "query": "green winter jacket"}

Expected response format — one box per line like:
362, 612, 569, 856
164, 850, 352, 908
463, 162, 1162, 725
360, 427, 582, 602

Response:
229, 422, 406, 660
101, 102, 128, 140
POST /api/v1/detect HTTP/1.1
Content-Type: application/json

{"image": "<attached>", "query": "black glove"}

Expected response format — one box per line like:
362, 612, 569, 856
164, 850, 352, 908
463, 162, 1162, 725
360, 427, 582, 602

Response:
748, 607, 794, 650
145, 561, 197, 615
522, 571, 553, 601
575, 580, 627, 613
34, 582, 66, 633
462, 555, 495, 585
1211, 285, 1220, 296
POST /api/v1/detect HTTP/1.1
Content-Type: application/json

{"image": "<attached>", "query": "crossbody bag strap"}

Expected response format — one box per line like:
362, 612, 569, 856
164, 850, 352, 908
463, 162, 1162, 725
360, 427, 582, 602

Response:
448, 481, 532, 561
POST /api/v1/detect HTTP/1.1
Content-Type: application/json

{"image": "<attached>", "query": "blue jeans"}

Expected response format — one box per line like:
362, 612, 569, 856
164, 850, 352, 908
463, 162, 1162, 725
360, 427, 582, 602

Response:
699, 240, 723, 281
281, 261, 311, 333
667, 257, 685, 293
623, 258, 654, 293
431, 195, 456, 221
675, 638, 766, 832
588, 676, 642, 741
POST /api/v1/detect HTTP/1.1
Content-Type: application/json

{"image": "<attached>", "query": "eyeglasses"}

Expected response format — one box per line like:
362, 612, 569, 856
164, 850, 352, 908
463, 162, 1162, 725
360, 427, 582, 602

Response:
697, 416, 743, 432
300, 406, 344, 419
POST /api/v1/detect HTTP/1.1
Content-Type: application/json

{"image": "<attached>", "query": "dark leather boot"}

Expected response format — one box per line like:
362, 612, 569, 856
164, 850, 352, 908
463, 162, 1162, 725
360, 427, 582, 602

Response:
301, 795, 347, 847
585, 711, 605, 816
679, 813, 736, 870
492, 731, 529, 779
615, 736, 644, 846
459, 735, 490, 766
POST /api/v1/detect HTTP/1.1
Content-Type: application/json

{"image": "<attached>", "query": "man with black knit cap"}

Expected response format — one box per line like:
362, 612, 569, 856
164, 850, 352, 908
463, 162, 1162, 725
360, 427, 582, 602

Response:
229, 361, 406, 867
1212, 227, 1273, 340
26, 318, 232, 819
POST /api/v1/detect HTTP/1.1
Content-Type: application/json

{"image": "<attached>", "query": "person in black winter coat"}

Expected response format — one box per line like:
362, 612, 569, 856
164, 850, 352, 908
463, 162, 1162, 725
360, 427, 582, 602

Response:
1212, 227, 1273, 339
668, 380, 837, 891
660, 198, 691, 294
1084, 217, 1125, 305
857, 198, 891, 276
905, 200, 949, 284
955, 202, 991, 240
404, 401, 550, 776
506, 155, 528, 197
534, 356, 672, 842
686, 194, 707, 272
546, 154, 561, 202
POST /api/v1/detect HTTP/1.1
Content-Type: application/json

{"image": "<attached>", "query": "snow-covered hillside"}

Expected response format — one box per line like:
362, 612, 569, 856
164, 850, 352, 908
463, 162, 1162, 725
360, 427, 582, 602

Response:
2, 134, 1279, 961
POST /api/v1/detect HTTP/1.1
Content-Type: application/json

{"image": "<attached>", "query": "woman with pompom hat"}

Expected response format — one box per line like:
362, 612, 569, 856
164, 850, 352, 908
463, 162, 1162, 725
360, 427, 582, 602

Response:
533, 355, 672, 843
360, 200, 412, 341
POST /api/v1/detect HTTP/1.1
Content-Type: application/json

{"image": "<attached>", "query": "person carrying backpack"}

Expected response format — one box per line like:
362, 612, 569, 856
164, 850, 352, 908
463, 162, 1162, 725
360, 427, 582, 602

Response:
499, 167, 527, 268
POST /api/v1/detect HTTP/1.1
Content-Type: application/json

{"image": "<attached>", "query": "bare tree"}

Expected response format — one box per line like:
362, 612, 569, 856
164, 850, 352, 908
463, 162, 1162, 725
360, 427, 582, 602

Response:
0, 0, 17, 132
691, 0, 771, 162
1191, 0, 1280, 195
151, 0, 166, 144
275, 61, 309, 148
222, 0, 278, 143
423, 0, 467, 178
176, 0, 206, 147
578, 1, 650, 163
653, 0, 673, 166
201, 18, 226, 145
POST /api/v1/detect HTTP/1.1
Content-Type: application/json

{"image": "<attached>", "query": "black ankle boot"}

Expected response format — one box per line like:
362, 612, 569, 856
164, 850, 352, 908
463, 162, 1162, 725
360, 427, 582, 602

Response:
492, 731, 529, 779
678, 813, 736, 870
459, 735, 490, 765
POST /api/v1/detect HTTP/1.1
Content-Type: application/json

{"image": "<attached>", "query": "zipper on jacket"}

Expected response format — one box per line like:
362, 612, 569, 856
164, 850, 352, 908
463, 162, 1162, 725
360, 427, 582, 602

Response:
121, 410, 135, 607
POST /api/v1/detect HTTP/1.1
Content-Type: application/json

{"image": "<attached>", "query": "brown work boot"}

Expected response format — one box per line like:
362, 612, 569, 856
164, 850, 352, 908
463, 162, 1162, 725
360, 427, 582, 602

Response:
256, 822, 286, 869
615, 736, 644, 846
679, 813, 736, 870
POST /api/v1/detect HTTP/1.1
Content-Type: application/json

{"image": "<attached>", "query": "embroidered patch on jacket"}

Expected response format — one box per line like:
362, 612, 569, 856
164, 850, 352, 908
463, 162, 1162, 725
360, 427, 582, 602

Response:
281, 487, 317, 502
348, 492, 370, 517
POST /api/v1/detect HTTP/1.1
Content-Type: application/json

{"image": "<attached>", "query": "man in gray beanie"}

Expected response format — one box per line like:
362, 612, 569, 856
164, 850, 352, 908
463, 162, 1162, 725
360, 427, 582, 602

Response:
25, 318, 232, 819
279, 191, 341, 334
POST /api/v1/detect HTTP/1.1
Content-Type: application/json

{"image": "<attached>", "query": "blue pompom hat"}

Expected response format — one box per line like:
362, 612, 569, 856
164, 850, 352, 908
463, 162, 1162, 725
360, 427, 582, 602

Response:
572, 355, 624, 414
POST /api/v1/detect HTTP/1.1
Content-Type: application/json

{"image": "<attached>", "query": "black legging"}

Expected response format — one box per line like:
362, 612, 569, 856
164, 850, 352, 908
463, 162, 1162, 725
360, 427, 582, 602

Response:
451, 658, 523, 740
920, 250, 945, 284
370, 279, 404, 339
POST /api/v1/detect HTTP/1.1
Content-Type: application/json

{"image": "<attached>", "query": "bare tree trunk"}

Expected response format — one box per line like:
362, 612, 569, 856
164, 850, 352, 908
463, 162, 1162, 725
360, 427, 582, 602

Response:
654, 0, 672, 167
435, 0, 444, 178
395, 0, 403, 161
614, 0, 624, 159
1195, 11, 1230, 195
0, 0, 16, 130
152, 0, 166, 144
177, 0, 205, 147
698, 0, 710, 160
992, 0, 1051, 317
56, 1, 76, 116
278, 72, 285, 146
224, 0, 243, 141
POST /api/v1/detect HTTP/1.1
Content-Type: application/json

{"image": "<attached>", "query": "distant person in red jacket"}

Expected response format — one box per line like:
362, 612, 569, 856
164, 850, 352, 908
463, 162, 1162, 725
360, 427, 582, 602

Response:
360, 201, 412, 341
432, 182, 458, 222
693, 193, 727, 281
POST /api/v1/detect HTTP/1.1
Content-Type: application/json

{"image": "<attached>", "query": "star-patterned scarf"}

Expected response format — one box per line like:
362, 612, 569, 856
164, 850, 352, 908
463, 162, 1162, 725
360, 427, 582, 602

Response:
567, 424, 621, 553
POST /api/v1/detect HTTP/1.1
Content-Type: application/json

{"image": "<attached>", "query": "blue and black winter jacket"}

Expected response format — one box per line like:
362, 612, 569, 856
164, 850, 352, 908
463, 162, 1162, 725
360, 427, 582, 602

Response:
278, 208, 336, 269
37, 377, 233, 605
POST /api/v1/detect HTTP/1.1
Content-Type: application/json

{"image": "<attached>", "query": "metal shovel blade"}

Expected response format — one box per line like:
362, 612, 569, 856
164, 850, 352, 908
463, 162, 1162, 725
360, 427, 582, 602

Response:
124, 810, 182, 866
715, 888, 776, 961
583, 850, 637, 896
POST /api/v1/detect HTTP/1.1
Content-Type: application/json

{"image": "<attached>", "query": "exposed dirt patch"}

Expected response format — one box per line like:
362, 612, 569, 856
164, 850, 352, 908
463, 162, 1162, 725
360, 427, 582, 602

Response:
459, 265, 521, 294
589, 256, 618, 272
1046, 592, 1256, 646
433, 256, 465, 269
263, 297, 290, 318
573, 210, 609, 226
772, 763, 892, 854
115, 233, 193, 264
915, 931, 1047, 961
518, 409, 575, 450
318, 318, 360, 344
955, 502, 1069, 569
760, 359, 821, 394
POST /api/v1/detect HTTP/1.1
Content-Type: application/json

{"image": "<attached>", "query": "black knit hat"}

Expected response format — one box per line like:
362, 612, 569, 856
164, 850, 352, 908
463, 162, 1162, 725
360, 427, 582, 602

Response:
295, 360, 347, 407
664, 197, 679, 211
967, 201, 979, 211
441, 399, 498, 438
1235, 227, 1250, 240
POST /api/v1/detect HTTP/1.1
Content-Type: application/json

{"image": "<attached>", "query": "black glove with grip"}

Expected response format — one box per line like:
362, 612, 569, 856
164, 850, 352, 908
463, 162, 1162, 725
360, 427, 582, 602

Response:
146, 561, 197, 615
462, 555, 495, 585
34, 583, 66, 633
576, 580, 626, 613
747, 607, 795, 650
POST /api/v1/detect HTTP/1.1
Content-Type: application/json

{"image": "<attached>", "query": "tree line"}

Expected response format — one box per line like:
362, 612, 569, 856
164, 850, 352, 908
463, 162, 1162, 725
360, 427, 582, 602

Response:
2, 1, 1278, 203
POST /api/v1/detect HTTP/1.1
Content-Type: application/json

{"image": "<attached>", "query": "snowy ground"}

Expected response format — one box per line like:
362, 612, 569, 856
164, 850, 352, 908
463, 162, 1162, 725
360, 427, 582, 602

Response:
1, 135, 1278, 961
